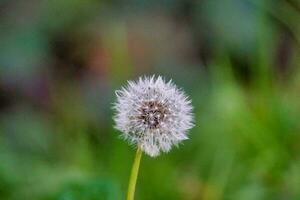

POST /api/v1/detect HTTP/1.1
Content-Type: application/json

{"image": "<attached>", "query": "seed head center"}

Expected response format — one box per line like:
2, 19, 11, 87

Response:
139, 101, 169, 129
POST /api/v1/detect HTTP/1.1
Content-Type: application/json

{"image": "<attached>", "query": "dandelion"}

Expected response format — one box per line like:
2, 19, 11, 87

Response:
113, 75, 194, 200
114, 75, 194, 156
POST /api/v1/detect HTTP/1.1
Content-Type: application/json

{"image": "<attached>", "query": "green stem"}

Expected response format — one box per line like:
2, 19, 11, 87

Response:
126, 147, 142, 200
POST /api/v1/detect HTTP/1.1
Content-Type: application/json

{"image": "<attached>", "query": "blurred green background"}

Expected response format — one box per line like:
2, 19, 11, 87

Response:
1, 0, 300, 199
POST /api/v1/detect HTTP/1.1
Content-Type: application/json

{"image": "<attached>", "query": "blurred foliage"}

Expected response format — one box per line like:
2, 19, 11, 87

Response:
1, 0, 300, 199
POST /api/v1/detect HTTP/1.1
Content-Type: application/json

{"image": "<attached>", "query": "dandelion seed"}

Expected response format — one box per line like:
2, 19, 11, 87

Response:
113, 75, 194, 157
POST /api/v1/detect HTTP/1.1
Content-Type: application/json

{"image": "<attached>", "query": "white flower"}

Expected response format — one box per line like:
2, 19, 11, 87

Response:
113, 75, 194, 157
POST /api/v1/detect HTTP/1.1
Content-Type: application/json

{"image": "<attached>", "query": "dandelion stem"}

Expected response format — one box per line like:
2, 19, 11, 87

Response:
127, 147, 142, 200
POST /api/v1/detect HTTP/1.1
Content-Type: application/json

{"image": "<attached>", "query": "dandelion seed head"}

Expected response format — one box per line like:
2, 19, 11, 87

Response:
113, 75, 194, 157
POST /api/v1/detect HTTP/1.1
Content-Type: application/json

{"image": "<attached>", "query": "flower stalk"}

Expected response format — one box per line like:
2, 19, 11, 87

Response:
127, 147, 142, 200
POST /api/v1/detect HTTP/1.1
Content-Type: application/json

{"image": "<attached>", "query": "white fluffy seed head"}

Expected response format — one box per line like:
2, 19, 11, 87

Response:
113, 75, 194, 157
